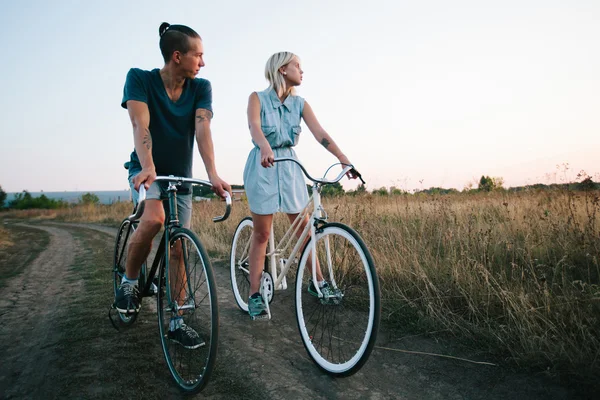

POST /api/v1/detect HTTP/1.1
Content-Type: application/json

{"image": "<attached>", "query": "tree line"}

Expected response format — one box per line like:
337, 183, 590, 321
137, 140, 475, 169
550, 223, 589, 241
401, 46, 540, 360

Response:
1, 177, 597, 209
0, 186, 100, 210
319, 175, 599, 197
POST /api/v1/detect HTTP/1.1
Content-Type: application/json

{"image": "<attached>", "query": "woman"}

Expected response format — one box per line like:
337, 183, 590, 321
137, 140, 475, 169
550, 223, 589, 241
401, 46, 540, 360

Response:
243, 51, 357, 319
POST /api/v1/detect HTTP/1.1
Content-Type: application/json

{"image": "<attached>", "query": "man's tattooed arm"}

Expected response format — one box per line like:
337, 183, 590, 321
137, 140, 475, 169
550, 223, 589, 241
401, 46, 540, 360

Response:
142, 128, 152, 150
320, 138, 331, 149
196, 109, 214, 123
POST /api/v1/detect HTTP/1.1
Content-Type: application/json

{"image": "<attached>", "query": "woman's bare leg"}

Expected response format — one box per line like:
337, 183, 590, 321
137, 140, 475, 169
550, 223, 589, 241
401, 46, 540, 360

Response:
249, 213, 273, 294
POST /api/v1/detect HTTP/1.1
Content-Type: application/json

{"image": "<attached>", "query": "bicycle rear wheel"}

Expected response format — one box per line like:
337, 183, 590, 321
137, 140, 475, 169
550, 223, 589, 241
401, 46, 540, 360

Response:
157, 228, 218, 393
230, 217, 253, 312
113, 219, 146, 326
295, 223, 380, 376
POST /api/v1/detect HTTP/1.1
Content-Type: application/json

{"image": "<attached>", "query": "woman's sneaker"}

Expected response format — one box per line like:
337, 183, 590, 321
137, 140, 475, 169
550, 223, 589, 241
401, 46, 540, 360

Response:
115, 281, 141, 314
248, 293, 268, 320
308, 280, 334, 298
168, 323, 205, 349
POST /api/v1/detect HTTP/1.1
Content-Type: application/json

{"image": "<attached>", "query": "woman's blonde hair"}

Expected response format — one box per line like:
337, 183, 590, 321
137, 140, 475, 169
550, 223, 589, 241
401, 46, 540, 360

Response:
264, 51, 298, 98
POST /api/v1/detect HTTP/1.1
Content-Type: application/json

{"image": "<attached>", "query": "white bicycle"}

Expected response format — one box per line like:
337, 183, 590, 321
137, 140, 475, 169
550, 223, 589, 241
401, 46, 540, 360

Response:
230, 157, 381, 376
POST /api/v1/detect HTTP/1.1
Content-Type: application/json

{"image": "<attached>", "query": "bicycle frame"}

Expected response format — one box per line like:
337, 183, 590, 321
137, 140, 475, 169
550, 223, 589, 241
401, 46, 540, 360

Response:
258, 157, 361, 299
129, 177, 231, 302
266, 184, 326, 296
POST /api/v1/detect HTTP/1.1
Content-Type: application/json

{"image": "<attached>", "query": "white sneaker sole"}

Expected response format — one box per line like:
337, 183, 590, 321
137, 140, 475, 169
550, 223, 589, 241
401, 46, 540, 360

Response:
116, 305, 141, 314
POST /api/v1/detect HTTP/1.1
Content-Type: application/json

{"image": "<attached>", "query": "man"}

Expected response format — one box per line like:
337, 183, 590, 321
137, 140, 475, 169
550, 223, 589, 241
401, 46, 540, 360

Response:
116, 22, 231, 349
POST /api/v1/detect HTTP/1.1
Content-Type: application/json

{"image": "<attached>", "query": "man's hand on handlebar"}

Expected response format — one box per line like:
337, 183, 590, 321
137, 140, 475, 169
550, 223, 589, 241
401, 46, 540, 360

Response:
133, 167, 157, 191
210, 175, 232, 200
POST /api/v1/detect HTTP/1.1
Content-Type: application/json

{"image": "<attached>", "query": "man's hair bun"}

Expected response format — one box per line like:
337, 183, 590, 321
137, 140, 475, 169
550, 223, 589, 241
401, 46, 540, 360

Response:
159, 22, 170, 37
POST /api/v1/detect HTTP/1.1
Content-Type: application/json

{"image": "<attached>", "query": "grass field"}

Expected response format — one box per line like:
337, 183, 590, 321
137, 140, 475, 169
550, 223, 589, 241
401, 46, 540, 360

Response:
2, 187, 599, 385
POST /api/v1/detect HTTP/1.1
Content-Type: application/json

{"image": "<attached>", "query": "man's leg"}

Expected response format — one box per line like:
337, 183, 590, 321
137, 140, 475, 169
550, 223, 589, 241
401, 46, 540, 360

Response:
165, 193, 205, 348
126, 200, 165, 279
168, 193, 192, 309
115, 179, 165, 314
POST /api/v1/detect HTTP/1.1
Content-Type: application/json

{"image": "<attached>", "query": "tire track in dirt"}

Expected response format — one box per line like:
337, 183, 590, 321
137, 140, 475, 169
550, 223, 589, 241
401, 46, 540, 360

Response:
0, 224, 79, 399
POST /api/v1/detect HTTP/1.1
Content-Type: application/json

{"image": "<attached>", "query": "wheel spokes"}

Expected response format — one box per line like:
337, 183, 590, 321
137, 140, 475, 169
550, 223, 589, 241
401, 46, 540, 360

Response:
298, 227, 375, 372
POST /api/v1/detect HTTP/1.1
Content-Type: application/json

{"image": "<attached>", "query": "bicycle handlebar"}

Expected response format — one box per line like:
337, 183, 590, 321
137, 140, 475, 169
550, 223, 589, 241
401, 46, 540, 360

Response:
128, 176, 232, 223
273, 157, 365, 185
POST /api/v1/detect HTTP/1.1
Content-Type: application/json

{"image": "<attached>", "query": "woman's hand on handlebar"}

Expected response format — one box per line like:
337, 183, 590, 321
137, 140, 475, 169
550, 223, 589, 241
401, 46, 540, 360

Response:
337, 155, 359, 180
260, 145, 275, 168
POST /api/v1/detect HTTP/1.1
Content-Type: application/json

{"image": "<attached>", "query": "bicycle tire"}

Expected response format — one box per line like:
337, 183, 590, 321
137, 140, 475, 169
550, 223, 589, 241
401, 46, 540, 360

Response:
295, 223, 380, 376
157, 228, 219, 393
230, 217, 253, 312
112, 218, 146, 326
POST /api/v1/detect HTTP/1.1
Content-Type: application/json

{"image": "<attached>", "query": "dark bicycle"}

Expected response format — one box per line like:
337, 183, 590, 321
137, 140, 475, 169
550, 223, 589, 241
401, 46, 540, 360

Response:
110, 176, 231, 393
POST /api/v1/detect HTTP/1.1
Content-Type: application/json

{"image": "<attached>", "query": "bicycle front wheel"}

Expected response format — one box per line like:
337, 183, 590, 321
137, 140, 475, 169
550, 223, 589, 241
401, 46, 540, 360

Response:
157, 228, 218, 393
295, 223, 380, 376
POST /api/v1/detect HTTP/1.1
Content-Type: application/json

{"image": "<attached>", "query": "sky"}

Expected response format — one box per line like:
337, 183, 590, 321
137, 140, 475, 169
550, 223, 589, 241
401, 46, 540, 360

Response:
0, 0, 598, 193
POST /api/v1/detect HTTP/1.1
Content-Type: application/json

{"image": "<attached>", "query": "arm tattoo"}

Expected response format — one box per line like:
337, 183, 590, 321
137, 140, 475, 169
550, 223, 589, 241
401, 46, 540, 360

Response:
142, 128, 152, 150
196, 109, 214, 123
320, 138, 331, 149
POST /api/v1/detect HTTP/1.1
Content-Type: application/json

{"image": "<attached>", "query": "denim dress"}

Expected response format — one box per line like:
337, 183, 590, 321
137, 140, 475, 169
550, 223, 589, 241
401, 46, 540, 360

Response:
243, 88, 309, 215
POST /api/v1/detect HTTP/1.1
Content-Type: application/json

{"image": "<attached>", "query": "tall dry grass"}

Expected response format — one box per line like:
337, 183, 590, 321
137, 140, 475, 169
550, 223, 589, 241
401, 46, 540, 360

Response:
0, 202, 132, 226
325, 189, 599, 381
3, 188, 599, 381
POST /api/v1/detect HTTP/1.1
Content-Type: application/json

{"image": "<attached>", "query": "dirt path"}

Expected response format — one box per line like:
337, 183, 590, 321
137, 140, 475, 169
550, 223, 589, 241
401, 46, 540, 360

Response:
0, 224, 79, 398
0, 222, 585, 399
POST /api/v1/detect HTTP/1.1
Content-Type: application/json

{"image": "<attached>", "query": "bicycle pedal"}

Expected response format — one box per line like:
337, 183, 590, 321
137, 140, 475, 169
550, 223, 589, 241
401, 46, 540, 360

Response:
148, 282, 158, 296
250, 313, 270, 321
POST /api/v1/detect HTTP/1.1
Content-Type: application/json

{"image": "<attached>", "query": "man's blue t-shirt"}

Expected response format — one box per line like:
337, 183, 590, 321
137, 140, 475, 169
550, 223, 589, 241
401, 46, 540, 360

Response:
121, 68, 213, 184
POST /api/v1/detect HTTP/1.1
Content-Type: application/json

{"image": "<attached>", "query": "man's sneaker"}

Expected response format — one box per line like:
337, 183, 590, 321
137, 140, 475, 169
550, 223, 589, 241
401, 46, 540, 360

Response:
168, 323, 205, 349
308, 280, 335, 298
248, 293, 268, 320
115, 281, 141, 314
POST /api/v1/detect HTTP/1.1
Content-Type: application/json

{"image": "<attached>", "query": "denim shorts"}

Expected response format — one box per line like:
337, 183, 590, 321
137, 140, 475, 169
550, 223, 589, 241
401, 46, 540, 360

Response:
129, 175, 192, 229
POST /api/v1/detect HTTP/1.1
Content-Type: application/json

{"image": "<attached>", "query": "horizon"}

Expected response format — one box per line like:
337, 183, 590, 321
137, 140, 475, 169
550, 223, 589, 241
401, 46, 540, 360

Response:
0, 1, 598, 193
4, 167, 592, 197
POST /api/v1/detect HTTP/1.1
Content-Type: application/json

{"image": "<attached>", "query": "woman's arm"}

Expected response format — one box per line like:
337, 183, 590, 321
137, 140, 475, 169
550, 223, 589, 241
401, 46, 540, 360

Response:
248, 92, 275, 167
301, 101, 351, 166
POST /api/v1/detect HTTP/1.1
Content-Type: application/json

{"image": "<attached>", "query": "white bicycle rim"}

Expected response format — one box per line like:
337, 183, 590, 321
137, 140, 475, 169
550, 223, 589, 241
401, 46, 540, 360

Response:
230, 218, 253, 312
295, 225, 376, 374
